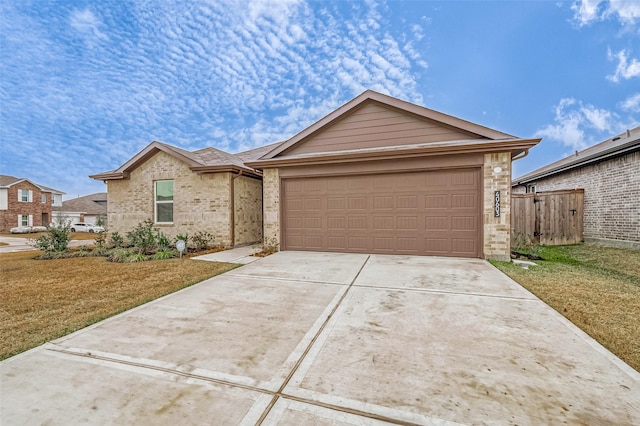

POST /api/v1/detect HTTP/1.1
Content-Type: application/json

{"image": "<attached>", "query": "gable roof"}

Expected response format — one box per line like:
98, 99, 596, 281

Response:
261, 90, 515, 161
0, 174, 65, 194
61, 192, 107, 215
513, 126, 640, 185
89, 141, 264, 181
248, 90, 539, 168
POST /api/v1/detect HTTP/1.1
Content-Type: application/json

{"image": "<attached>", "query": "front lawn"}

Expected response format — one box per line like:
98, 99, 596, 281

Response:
492, 244, 640, 372
0, 251, 237, 360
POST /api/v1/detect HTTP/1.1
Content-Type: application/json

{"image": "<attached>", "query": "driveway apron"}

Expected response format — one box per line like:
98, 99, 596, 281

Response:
1, 251, 639, 425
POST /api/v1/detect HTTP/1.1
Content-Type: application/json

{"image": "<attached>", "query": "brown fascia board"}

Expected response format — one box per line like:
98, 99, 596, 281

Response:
247, 138, 541, 169
260, 90, 515, 160
90, 164, 262, 182
190, 165, 262, 179
116, 141, 204, 173
513, 138, 640, 185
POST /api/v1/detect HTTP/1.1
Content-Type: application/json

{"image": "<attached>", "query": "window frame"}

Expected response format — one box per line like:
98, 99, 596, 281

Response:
42, 193, 47, 203
154, 180, 174, 224
18, 189, 32, 202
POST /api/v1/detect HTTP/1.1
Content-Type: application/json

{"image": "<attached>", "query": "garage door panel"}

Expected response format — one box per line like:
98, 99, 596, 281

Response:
397, 195, 418, 209
282, 169, 481, 257
425, 194, 449, 209
425, 238, 451, 254
327, 197, 346, 210
452, 238, 477, 255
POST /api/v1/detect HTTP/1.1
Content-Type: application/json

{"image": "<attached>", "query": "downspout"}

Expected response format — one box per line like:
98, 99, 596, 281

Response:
230, 170, 243, 247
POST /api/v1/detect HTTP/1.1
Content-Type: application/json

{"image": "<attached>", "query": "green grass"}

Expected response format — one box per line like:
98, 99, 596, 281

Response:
492, 244, 640, 372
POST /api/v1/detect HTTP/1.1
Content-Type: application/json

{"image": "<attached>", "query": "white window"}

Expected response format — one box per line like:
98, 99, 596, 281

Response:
18, 214, 33, 226
527, 185, 536, 193
154, 180, 174, 223
18, 189, 33, 202
42, 194, 47, 203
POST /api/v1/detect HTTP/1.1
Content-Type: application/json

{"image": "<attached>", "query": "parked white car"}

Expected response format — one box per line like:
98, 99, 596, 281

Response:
70, 222, 105, 233
10, 226, 47, 234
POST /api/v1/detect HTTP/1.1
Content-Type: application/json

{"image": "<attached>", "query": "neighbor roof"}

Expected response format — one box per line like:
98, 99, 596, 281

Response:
90, 141, 264, 181
0, 174, 65, 194
513, 126, 640, 185
61, 192, 107, 215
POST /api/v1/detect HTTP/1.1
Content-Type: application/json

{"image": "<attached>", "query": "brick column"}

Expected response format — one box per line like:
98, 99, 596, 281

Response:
483, 152, 512, 261
262, 168, 280, 249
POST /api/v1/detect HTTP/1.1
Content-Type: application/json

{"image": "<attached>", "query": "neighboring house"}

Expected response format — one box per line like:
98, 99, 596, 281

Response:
90, 90, 540, 259
513, 126, 640, 249
53, 192, 108, 226
0, 175, 65, 232
90, 142, 273, 246
247, 90, 540, 260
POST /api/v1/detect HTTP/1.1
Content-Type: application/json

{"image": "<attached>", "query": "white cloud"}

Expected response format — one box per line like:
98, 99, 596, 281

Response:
69, 9, 108, 44
620, 92, 640, 112
1, 0, 430, 197
535, 98, 621, 150
572, 0, 640, 25
607, 48, 640, 82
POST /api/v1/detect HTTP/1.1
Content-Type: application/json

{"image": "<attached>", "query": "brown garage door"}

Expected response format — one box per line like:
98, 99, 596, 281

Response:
282, 168, 482, 257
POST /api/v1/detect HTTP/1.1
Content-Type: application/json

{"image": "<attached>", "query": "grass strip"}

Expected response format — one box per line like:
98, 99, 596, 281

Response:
0, 251, 237, 360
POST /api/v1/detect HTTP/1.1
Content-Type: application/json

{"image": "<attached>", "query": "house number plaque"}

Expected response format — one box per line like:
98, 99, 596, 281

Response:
494, 191, 501, 217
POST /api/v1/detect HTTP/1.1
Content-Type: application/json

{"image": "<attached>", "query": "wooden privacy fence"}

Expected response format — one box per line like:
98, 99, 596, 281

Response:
511, 189, 584, 246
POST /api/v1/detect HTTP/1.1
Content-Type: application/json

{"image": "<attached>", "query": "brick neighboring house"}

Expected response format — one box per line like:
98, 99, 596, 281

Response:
90, 141, 273, 246
53, 192, 108, 226
0, 175, 65, 232
513, 126, 640, 248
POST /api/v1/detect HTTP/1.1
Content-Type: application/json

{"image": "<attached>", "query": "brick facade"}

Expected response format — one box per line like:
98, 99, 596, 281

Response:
483, 152, 512, 261
262, 168, 280, 248
513, 151, 639, 246
0, 181, 52, 232
233, 175, 263, 246
107, 151, 254, 247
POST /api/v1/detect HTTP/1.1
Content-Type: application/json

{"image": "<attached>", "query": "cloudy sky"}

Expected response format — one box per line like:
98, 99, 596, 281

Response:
1, 0, 639, 198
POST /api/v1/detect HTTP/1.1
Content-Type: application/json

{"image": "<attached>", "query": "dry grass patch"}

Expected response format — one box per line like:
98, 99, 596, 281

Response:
0, 251, 237, 360
493, 244, 640, 372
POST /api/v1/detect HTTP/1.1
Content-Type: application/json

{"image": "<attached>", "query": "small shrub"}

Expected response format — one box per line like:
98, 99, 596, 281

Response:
94, 231, 107, 249
153, 250, 175, 260
31, 222, 71, 255
127, 253, 148, 263
72, 246, 92, 258
192, 231, 214, 250
109, 232, 124, 248
107, 248, 131, 263
126, 219, 157, 254
156, 231, 171, 251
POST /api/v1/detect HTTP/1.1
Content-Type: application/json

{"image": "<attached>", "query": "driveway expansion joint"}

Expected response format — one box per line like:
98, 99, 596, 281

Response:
255, 254, 372, 425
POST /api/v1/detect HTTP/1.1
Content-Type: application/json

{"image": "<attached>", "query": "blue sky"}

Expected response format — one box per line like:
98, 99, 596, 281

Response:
1, 0, 639, 199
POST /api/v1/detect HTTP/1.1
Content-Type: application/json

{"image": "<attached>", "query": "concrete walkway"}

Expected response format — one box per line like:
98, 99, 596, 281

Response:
0, 236, 95, 253
192, 245, 262, 264
1, 252, 639, 425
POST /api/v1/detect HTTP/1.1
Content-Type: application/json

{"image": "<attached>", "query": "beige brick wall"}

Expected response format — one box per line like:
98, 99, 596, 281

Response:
233, 175, 263, 246
262, 168, 280, 248
107, 151, 233, 246
483, 152, 512, 261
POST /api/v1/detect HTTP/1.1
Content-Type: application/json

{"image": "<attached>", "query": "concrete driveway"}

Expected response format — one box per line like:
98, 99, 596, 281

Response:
2, 251, 639, 425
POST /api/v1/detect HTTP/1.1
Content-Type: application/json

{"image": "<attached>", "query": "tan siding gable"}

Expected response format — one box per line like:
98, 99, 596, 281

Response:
283, 101, 486, 156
